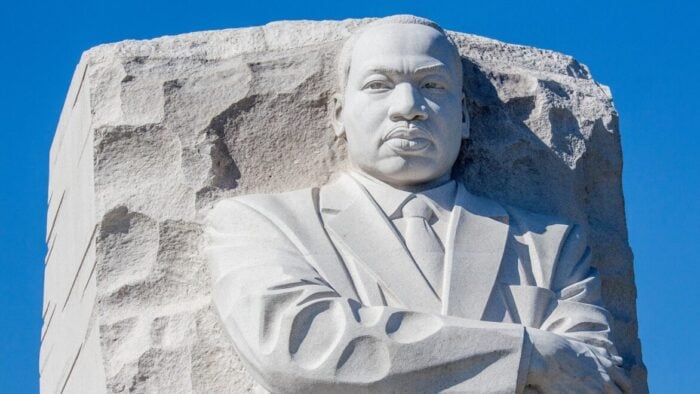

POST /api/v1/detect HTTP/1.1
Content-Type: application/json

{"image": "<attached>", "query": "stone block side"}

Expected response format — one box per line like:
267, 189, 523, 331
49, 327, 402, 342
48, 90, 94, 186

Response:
43, 57, 261, 394
43, 19, 647, 393
41, 60, 105, 394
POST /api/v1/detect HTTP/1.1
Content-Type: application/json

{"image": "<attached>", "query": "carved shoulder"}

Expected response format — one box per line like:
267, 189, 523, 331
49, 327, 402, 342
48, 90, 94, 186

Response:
504, 205, 589, 290
206, 187, 318, 232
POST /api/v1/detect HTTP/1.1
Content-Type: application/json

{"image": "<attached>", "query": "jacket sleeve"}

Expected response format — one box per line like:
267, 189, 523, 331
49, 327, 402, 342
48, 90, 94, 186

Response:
536, 224, 629, 389
205, 197, 531, 393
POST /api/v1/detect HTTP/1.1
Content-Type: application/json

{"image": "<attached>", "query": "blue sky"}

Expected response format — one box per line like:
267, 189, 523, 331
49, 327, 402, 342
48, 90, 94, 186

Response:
1, 0, 697, 392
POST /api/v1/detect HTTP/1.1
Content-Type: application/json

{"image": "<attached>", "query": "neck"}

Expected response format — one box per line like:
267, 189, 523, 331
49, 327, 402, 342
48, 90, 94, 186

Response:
352, 169, 452, 193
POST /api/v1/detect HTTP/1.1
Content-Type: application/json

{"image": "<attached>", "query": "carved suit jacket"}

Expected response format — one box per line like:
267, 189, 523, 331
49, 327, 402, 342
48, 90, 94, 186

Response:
205, 173, 620, 393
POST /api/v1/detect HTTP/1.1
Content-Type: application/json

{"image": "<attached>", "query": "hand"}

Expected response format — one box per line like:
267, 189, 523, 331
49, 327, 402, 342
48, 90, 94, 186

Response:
525, 329, 630, 394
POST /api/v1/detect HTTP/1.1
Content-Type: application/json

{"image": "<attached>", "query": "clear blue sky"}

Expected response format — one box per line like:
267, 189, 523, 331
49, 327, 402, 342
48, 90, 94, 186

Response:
0, 0, 697, 392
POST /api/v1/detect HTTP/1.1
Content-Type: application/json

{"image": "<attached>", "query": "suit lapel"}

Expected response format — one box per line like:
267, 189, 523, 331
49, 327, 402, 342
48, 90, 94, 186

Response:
321, 174, 441, 313
521, 222, 570, 288
443, 184, 510, 319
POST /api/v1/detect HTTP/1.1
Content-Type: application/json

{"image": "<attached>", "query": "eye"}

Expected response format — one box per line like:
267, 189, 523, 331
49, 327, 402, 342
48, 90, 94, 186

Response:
362, 80, 392, 91
422, 81, 446, 90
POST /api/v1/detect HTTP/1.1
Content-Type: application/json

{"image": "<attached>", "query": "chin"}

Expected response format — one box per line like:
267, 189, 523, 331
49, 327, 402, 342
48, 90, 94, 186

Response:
372, 161, 448, 187
391, 173, 445, 187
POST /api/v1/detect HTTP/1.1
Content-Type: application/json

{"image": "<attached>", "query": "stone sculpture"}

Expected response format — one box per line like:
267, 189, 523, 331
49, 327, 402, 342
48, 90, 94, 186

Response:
43, 15, 646, 394
205, 15, 630, 393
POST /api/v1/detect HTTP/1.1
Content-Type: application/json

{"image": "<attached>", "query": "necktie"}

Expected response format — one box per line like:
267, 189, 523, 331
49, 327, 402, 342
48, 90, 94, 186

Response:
395, 196, 444, 296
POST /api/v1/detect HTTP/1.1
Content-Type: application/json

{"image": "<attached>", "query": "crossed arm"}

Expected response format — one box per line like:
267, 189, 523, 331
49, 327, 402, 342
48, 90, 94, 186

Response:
519, 223, 631, 393
205, 198, 629, 393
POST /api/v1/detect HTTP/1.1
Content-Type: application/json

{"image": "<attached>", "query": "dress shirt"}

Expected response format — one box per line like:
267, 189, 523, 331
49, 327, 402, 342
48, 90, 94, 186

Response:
350, 171, 457, 246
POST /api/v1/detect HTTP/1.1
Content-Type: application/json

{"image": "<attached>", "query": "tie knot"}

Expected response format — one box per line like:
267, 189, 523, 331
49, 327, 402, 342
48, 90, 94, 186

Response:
401, 196, 434, 220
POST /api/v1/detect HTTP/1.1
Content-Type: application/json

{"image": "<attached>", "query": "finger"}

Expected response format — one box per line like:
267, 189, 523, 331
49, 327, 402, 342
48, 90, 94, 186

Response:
610, 366, 632, 393
603, 381, 622, 394
598, 371, 622, 394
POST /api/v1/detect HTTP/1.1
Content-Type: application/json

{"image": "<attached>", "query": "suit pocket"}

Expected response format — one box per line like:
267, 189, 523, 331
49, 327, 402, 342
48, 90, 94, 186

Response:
503, 285, 556, 328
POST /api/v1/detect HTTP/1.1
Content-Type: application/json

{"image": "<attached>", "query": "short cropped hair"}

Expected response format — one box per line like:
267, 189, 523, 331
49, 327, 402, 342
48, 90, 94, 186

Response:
336, 15, 463, 93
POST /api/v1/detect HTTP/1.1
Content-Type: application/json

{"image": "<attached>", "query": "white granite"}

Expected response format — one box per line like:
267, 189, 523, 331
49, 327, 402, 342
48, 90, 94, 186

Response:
43, 16, 646, 393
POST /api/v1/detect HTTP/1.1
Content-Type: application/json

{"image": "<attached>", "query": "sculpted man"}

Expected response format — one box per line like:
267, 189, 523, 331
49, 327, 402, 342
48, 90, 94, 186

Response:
205, 15, 630, 393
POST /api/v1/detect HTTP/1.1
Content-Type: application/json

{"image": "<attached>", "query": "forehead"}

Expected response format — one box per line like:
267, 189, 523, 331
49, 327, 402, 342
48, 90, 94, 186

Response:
349, 23, 459, 75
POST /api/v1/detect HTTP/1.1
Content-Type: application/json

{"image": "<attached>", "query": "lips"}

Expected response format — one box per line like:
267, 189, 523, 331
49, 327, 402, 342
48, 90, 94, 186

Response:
385, 137, 431, 151
384, 126, 432, 152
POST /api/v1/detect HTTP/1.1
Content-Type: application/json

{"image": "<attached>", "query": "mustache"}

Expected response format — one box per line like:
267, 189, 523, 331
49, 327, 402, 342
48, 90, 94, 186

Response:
383, 123, 432, 141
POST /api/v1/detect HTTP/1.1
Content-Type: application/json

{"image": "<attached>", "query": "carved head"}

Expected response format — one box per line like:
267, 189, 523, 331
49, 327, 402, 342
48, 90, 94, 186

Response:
333, 15, 469, 188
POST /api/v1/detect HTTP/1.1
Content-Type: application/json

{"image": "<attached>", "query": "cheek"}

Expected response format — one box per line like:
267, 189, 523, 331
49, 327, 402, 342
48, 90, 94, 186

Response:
433, 101, 463, 126
425, 99, 441, 113
344, 97, 386, 130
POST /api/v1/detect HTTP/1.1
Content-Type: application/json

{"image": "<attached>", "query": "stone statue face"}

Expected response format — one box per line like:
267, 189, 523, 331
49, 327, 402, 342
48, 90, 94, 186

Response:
334, 23, 469, 187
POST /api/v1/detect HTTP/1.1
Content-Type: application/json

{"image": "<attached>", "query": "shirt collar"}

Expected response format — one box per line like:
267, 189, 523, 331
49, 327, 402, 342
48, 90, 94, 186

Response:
350, 171, 457, 219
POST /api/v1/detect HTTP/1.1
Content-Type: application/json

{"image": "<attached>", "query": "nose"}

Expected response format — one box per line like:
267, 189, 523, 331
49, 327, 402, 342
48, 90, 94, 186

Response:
388, 83, 428, 122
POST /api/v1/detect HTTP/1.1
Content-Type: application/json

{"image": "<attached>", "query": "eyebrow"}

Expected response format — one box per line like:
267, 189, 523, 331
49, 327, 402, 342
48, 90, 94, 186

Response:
364, 63, 452, 78
414, 64, 451, 75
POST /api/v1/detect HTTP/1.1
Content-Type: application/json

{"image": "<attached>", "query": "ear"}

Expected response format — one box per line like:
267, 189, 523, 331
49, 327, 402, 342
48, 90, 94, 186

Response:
461, 91, 470, 139
331, 93, 345, 138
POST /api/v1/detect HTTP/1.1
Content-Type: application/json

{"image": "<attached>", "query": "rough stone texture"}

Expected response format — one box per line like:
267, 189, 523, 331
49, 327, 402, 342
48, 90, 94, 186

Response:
42, 18, 646, 393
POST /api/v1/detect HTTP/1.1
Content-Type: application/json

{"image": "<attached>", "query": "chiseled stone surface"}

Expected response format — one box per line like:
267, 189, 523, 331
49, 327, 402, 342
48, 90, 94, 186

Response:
42, 17, 646, 393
